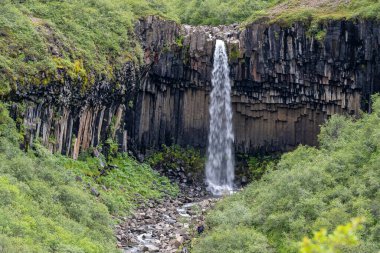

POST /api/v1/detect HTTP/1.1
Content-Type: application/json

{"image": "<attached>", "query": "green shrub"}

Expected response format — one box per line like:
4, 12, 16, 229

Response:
300, 217, 365, 253
0, 103, 178, 252
148, 144, 205, 180
192, 226, 274, 253
0, 0, 177, 95
235, 154, 279, 182
193, 95, 380, 252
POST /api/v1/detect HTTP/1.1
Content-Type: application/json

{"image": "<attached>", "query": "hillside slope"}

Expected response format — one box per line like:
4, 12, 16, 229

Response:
0, 102, 177, 252
169, 0, 380, 25
192, 95, 380, 252
1, 0, 379, 97
0, 0, 176, 96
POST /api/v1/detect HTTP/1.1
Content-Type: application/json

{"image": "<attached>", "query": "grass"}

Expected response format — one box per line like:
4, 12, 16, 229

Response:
163, 0, 380, 26
0, 0, 176, 96
1, 0, 379, 97
192, 95, 380, 253
244, 0, 380, 26
59, 152, 179, 217
0, 102, 178, 252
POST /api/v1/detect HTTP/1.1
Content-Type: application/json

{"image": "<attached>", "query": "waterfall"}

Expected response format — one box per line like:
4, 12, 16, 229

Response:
205, 39, 234, 196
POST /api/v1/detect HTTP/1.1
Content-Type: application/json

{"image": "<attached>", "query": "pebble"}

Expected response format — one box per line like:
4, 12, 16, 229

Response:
116, 187, 217, 252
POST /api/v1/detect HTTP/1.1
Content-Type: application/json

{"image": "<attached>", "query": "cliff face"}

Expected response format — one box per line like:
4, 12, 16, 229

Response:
10, 16, 380, 157
11, 62, 137, 159
134, 17, 380, 153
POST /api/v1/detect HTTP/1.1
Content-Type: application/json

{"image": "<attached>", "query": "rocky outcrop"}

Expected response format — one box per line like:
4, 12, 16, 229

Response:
134, 16, 380, 153
9, 16, 380, 156
10, 62, 137, 158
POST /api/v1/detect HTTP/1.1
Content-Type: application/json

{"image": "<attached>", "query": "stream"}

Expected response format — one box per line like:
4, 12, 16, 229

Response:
116, 194, 217, 253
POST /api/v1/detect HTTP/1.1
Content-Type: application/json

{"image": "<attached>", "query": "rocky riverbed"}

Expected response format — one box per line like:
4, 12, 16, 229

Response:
116, 191, 217, 253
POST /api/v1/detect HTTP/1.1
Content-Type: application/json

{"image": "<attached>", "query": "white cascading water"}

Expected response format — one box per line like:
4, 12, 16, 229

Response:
205, 39, 234, 196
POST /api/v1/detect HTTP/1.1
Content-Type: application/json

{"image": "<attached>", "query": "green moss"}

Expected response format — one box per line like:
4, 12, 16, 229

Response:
128, 100, 134, 109
315, 30, 327, 41
162, 44, 171, 53
229, 43, 240, 62
274, 31, 280, 40
306, 23, 327, 42
175, 35, 184, 48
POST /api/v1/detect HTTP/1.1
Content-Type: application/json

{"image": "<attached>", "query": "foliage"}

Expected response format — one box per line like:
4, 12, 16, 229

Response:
0, 103, 178, 252
250, 0, 380, 26
0, 0, 176, 95
192, 95, 380, 253
300, 217, 365, 253
148, 144, 205, 180
166, 0, 380, 26
1, 0, 380, 96
175, 35, 185, 48
192, 226, 275, 253
166, 0, 281, 25
235, 153, 279, 182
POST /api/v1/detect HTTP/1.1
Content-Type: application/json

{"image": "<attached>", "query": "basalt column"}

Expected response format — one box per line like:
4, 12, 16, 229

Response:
134, 17, 380, 154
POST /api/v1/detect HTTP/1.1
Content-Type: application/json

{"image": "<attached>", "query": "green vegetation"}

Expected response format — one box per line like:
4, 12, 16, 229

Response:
192, 95, 380, 253
236, 153, 279, 182
1, 0, 380, 97
0, 102, 177, 252
166, 0, 281, 26
300, 217, 365, 253
192, 226, 275, 253
148, 144, 205, 180
166, 0, 380, 26
62, 152, 178, 216
255, 0, 380, 26
0, 0, 176, 95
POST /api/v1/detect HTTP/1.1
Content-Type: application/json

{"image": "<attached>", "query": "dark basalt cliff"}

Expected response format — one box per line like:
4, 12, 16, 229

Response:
11, 63, 137, 159
10, 16, 380, 157
134, 16, 380, 153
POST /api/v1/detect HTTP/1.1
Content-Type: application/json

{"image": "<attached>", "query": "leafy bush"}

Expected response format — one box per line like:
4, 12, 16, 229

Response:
148, 144, 205, 180
193, 95, 380, 253
0, 103, 178, 252
300, 217, 365, 253
235, 154, 279, 183
192, 226, 274, 253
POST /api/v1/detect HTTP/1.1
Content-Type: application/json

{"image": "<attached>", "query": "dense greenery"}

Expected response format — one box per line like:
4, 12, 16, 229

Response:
192, 96, 380, 253
257, 0, 380, 26
167, 0, 380, 25
0, 0, 175, 96
300, 217, 365, 253
0, 103, 177, 252
148, 144, 205, 181
235, 154, 280, 183
1, 0, 380, 97
166, 0, 280, 25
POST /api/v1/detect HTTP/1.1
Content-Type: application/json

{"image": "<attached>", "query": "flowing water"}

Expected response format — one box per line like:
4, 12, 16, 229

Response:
205, 39, 234, 196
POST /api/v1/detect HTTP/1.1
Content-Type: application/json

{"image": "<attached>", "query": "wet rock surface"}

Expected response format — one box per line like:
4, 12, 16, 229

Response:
116, 188, 217, 253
